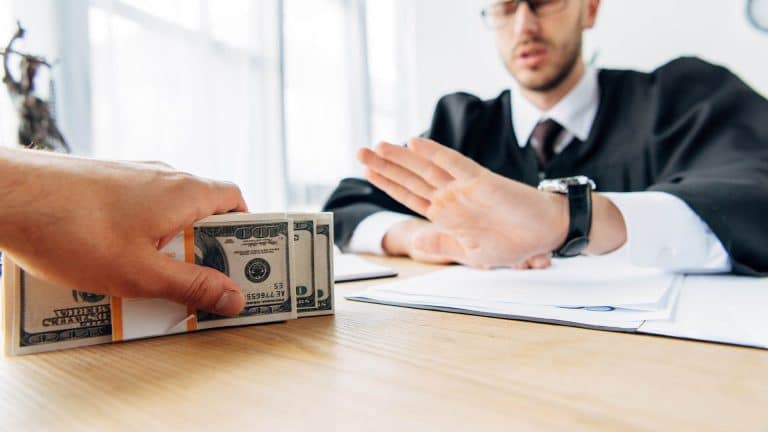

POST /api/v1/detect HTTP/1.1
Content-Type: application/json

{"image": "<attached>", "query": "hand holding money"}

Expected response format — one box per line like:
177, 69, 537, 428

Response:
0, 147, 247, 316
3, 211, 335, 355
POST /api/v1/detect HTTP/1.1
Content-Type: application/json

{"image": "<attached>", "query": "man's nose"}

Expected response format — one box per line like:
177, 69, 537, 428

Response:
513, 2, 540, 37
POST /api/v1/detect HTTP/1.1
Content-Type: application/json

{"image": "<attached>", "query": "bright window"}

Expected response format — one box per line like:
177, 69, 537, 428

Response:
88, 0, 285, 211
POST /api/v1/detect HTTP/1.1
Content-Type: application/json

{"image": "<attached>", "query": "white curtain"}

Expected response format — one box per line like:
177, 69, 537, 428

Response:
283, 0, 359, 206
283, 0, 412, 209
85, 0, 286, 211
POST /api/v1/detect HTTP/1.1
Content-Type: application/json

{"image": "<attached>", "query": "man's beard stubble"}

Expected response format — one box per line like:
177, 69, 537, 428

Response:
512, 33, 583, 93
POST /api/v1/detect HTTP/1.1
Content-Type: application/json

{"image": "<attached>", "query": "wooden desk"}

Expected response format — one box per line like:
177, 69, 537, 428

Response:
1, 256, 766, 431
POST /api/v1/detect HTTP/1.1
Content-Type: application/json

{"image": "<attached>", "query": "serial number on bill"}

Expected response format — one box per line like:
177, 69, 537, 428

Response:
246, 291, 286, 301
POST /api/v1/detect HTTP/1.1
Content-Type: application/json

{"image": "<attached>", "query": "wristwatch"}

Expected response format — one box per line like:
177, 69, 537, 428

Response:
537, 176, 596, 258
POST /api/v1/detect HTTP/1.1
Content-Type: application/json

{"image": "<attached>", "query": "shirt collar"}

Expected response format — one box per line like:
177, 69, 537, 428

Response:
511, 66, 600, 148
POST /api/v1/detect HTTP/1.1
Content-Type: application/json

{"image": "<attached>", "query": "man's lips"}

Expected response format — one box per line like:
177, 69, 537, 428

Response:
516, 44, 548, 68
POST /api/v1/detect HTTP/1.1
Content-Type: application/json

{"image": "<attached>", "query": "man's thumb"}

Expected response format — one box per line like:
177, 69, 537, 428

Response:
153, 256, 245, 316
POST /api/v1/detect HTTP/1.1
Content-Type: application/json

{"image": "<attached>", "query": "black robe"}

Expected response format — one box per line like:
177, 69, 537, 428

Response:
323, 57, 768, 276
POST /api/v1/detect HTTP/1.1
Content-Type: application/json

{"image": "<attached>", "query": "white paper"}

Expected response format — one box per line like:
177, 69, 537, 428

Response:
348, 254, 682, 331
334, 253, 397, 282
367, 255, 676, 308
638, 275, 768, 348
351, 275, 682, 330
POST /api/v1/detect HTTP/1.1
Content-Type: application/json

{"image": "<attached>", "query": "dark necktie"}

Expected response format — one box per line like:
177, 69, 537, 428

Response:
530, 119, 564, 170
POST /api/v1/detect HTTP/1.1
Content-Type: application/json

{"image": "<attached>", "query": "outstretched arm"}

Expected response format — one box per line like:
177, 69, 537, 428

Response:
359, 137, 627, 268
0, 147, 247, 316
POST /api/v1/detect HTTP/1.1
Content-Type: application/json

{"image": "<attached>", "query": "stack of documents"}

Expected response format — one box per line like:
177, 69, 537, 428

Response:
349, 254, 683, 331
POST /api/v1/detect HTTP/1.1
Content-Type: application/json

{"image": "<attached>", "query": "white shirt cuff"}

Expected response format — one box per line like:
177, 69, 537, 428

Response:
346, 211, 414, 255
600, 191, 732, 273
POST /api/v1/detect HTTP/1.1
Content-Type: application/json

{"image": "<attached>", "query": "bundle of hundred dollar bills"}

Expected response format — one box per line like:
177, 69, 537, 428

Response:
2, 212, 335, 356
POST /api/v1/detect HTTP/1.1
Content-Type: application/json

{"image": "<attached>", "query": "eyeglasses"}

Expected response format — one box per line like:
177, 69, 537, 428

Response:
480, 0, 568, 29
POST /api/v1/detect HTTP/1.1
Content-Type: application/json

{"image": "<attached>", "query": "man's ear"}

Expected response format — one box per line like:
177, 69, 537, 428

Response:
582, 0, 600, 29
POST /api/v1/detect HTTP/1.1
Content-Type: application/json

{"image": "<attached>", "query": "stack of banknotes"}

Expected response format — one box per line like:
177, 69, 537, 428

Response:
2, 212, 335, 355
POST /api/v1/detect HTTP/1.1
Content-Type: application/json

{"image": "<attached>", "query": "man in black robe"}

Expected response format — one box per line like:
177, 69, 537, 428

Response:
323, 0, 768, 276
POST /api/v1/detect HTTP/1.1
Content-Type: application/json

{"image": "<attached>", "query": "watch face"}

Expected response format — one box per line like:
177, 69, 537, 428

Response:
538, 176, 597, 193
560, 176, 593, 186
555, 237, 590, 258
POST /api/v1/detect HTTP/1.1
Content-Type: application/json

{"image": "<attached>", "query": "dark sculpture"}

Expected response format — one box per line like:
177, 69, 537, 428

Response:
1, 21, 70, 153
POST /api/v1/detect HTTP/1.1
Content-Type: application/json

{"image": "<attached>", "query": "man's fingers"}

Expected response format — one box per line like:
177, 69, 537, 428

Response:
365, 169, 431, 215
528, 254, 552, 269
359, 147, 435, 199
148, 254, 245, 316
408, 250, 457, 265
409, 137, 484, 180
158, 180, 247, 249
374, 141, 454, 189
358, 147, 435, 201
207, 180, 249, 214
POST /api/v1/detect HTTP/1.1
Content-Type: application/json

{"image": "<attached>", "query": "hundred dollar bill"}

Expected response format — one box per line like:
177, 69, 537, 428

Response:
289, 213, 318, 315
193, 213, 297, 329
2, 254, 112, 356
300, 212, 335, 317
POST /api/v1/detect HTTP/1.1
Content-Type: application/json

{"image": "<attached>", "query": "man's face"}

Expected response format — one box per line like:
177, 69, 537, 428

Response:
490, 0, 597, 92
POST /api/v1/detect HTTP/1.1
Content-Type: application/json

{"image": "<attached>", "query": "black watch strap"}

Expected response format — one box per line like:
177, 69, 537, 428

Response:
554, 183, 592, 257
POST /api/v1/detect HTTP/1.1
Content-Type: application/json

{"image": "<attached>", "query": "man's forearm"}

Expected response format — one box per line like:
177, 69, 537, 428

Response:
0, 147, 53, 248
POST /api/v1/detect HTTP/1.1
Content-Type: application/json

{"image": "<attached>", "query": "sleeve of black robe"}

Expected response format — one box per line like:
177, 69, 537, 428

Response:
643, 58, 768, 276
322, 92, 486, 249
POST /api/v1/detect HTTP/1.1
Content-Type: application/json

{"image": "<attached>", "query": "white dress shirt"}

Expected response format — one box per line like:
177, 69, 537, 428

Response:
348, 67, 732, 273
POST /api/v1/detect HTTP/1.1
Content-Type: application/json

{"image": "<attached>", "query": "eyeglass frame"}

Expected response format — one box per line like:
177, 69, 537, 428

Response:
480, 0, 569, 29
